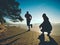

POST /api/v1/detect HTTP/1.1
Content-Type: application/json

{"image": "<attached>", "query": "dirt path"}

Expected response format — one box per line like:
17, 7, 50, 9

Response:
0, 26, 60, 45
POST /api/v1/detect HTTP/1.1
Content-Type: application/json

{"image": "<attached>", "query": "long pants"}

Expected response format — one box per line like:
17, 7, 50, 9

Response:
27, 20, 31, 26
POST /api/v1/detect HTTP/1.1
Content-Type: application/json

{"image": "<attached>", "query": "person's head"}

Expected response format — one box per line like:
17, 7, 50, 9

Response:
42, 13, 46, 18
42, 13, 49, 21
26, 11, 29, 14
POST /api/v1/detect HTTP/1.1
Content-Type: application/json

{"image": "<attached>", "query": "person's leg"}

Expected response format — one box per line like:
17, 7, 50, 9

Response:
47, 32, 51, 36
28, 26, 30, 31
42, 32, 44, 34
29, 20, 33, 28
31, 24, 32, 28
27, 20, 30, 31
41, 29, 44, 34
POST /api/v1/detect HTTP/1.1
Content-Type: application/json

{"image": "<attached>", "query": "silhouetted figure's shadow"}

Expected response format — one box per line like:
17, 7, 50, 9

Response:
38, 33, 58, 45
0, 31, 27, 42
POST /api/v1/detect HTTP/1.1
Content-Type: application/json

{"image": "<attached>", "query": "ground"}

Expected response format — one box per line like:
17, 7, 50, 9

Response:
0, 24, 60, 45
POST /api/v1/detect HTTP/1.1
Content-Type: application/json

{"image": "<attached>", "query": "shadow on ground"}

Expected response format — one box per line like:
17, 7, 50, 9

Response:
0, 31, 28, 45
38, 33, 58, 45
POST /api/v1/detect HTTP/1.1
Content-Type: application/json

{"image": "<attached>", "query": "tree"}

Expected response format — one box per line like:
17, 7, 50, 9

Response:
0, 0, 23, 24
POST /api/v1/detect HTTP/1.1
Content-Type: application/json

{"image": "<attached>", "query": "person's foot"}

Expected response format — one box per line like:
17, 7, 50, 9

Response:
27, 29, 30, 31
31, 24, 33, 28
28, 30, 30, 31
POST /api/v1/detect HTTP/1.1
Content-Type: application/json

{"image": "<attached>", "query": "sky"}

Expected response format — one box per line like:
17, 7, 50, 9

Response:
6, 0, 60, 24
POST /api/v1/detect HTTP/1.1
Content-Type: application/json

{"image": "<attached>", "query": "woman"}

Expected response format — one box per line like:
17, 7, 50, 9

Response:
39, 13, 52, 36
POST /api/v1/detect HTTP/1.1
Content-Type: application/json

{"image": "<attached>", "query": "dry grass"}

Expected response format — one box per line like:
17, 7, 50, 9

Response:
0, 24, 60, 45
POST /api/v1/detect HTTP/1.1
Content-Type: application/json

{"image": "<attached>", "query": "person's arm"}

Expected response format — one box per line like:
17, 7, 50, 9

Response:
39, 22, 43, 28
31, 15, 32, 19
30, 14, 32, 19
25, 14, 26, 18
39, 24, 42, 28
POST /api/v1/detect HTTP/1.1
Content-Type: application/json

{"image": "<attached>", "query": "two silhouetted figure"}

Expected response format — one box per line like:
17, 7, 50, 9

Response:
39, 13, 52, 36
25, 11, 32, 31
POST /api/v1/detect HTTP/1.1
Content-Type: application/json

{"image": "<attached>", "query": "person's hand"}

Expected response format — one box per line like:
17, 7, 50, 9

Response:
29, 17, 32, 20
20, 18, 24, 22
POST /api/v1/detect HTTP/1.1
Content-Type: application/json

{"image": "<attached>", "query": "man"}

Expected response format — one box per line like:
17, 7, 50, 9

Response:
25, 11, 32, 31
